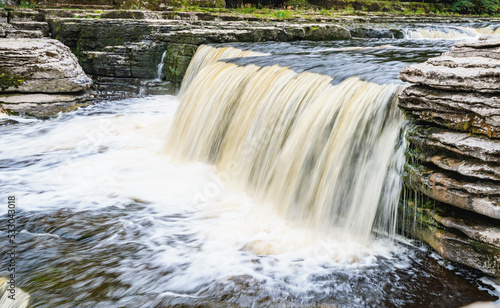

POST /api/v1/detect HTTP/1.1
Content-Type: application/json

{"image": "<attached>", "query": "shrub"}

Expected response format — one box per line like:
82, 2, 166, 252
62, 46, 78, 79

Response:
452, 0, 499, 14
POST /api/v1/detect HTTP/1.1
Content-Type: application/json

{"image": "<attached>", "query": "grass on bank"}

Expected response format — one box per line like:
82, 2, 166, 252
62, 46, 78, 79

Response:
2, 0, 499, 17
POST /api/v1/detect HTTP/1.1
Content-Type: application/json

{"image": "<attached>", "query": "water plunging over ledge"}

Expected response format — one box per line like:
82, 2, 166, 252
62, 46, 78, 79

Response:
167, 45, 404, 244
0, 37, 499, 307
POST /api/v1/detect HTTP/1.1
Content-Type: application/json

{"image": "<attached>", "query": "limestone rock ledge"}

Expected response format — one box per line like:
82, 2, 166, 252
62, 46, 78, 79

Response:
0, 38, 92, 93
400, 36, 500, 93
398, 35, 500, 278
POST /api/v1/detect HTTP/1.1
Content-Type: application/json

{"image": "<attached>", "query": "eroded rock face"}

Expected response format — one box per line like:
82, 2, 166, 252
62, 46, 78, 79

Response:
0, 38, 92, 93
399, 85, 500, 138
398, 35, 500, 278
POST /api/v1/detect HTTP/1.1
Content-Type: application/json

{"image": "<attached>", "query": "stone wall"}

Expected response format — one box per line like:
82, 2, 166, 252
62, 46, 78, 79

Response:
398, 35, 500, 278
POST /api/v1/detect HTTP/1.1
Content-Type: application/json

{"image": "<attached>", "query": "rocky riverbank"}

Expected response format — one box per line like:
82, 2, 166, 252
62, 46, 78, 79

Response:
399, 35, 500, 278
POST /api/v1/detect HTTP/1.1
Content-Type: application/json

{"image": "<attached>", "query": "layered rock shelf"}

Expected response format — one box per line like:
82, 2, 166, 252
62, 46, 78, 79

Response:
399, 35, 500, 278
0, 38, 92, 93
0, 38, 92, 116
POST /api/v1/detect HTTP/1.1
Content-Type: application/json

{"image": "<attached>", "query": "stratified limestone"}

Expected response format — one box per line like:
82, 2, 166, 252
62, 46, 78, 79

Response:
399, 55, 500, 93
404, 163, 500, 219
399, 85, 500, 138
399, 35, 500, 278
401, 195, 500, 278
407, 125, 500, 163
0, 93, 92, 117
0, 38, 92, 93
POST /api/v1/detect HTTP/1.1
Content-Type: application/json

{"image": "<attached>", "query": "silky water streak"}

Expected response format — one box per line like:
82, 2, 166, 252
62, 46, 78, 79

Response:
166, 45, 405, 245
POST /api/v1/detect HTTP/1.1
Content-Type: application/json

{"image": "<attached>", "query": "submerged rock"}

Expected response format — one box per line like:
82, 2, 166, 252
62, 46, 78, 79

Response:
0, 38, 92, 93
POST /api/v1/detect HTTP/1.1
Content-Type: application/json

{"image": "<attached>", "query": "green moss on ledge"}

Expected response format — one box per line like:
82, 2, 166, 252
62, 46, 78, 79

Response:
0, 70, 24, 92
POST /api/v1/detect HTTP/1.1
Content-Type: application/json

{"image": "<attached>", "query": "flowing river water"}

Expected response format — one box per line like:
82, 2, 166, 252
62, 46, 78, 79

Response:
1, 26, 500, 307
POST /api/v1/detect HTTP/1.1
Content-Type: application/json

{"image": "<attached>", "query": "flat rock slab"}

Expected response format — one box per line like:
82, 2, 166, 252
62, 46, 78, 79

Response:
400, 35, 500, 93
0, 93, 92, 117
407, 148, 500, 181
407, 125, 500, 163
399, 85, 500, 138
0, 38, 92, 93
404, 163, 500, 219
399, 55, 500, 93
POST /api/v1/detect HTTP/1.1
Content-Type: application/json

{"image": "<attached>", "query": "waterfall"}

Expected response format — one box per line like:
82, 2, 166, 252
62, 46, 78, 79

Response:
156, 51, 167, 81
179, 45, 269, 99
404, 25, 500, 39
166, 46, 404, 243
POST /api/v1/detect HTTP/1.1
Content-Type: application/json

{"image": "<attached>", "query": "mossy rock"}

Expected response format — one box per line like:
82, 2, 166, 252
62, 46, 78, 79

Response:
0, 70, 24, 92
162, 43, 198, 83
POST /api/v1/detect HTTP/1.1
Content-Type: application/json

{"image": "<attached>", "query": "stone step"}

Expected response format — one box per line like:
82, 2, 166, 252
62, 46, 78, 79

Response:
9, 21, 50, 35
8, 9, 45, 22
5, 29, 44, 38
0, 11, 7, 23
0, 22, 13, 38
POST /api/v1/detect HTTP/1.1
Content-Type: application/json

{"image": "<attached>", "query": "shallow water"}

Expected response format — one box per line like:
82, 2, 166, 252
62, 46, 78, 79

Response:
1, 35, 500, 307
218, 39, 456, 84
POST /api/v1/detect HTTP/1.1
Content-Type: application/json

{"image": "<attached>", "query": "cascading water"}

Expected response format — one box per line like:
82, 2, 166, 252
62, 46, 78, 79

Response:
404, 25, 500, 39
1, 38, 498, 308
166, 45, 405, 244
156, 50, 167, 81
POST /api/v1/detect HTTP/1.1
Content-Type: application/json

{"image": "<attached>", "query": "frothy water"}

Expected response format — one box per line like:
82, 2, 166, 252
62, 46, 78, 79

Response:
404, 25, 500, 39
168, 46, 405, 243
1, 39, 499, 307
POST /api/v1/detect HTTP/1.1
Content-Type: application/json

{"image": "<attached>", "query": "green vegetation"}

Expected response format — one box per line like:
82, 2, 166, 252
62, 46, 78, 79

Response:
452, 0, 500, 14
0, 70, 24, 91
18, 1, 36, 8
4, 0, 499, 16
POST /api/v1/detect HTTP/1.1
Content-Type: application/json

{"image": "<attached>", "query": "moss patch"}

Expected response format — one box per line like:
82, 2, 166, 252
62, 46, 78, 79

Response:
0, 70, 24, 92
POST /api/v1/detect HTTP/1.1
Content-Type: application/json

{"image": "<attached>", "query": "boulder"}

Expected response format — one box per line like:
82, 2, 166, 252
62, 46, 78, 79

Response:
0, 38, 92, 93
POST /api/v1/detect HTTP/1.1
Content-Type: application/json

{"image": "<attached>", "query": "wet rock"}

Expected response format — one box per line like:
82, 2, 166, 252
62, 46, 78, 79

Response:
162, 43, 198, 83
432, 213, 500, 249
0, 38, 92, 93
401, 197, 500, 278
399, 35, 500, 278
399, 85, 500, 138
0, 93, 92, 117
412, 152, 500, 182
407, 125, 500, 163
404, 163, 500, 219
